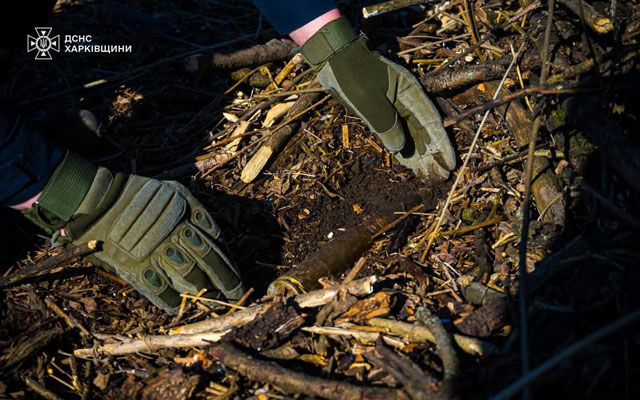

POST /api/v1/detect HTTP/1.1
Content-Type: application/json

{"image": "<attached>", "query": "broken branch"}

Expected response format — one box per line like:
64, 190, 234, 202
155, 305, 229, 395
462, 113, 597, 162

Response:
208, 342, 411, 400
0, 240, 100, 288
184, 39, 296, 72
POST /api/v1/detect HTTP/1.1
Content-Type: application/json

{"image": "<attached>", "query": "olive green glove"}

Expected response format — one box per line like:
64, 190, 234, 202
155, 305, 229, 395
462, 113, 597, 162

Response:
23, 152, 245, 314
301, 17, 456, 181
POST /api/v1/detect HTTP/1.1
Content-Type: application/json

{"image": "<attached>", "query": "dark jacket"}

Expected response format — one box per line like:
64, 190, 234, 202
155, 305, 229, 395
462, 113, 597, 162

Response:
0, 0, 337, 205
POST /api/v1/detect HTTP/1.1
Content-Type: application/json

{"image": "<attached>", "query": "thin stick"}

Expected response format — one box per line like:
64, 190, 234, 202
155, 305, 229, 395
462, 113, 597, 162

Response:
180, 294, 247, 309
419, 42, 525, 263
428, 1, 540, 76
95, 269, 126, 285
362, 0, 425, 19
0, 240, 100, 288
472, 144, 548, 172
517, 2, 555, 398
490, 308, 640, 400
208, 342, 409, 400
45, 298, 91, 338
443, 86, 585, 127
25, 377, 63, 400
343, 257, 367, 284
223, 65, 262, 95
226, 287, 254, 315
373, 203, 425, 238
253, 87, 327, 99
437, 216, 503, 237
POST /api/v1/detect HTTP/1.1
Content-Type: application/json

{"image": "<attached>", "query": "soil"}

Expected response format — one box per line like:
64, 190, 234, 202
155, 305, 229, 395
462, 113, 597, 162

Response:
284, 153, 448, 264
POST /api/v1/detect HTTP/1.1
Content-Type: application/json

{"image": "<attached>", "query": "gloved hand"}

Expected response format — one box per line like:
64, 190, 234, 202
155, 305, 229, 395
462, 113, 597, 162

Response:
23, 152, 245, 314
301, 17, 456, 181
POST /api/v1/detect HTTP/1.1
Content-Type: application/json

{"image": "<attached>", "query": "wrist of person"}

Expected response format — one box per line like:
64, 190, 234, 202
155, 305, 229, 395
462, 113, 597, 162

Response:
10, 192, 42, 210
289, 8, 342, 46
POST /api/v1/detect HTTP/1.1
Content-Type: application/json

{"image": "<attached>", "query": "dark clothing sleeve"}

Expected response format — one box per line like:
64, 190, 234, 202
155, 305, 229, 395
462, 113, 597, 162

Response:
0, 101, 64, 206
253, 0, 337, 34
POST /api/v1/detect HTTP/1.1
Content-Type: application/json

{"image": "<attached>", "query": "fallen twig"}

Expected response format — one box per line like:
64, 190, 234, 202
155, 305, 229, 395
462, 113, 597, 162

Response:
0, 240, 100, 288
241, 79, 323, 183
415, 307, 459, 398
363, 0, 425, 19
45, 297, 91, 338
171, 276, 377, 335
368, 317, 496, 357
184, 38, 296, 71
25, 377, 63, 400
208, 342, 411, 400
517, 3, 556, 397
443, 86, 582, 127
366, 337, 440, 400
74, 331, 228, 358
558, 0, 613, 34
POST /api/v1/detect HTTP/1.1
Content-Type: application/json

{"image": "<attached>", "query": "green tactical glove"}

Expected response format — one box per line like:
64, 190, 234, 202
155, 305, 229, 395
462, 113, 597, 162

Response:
23, 152, 245, 314
301, 17, 456, 181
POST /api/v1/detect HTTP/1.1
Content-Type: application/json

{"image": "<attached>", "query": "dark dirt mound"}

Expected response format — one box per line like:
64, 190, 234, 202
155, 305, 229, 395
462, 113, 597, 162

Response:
283, 153, 448, 264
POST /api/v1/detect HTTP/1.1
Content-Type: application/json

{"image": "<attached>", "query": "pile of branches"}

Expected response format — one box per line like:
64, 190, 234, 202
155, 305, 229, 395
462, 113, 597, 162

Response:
2, 0, 640, 399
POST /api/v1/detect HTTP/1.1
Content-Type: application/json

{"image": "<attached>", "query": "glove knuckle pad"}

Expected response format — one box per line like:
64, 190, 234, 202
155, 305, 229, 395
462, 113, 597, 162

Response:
190, 207, 220, 239
154, 240, 208, 295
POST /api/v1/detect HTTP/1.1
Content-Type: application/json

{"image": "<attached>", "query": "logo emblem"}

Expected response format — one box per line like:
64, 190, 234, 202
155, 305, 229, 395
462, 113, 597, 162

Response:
27, 27, 60, 60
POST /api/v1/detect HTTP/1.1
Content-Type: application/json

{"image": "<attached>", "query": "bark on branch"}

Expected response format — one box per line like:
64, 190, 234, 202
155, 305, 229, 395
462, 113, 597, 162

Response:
0, 240, 100, 288
185, 39, 296, 72
74, 276, 377, 357
208, 342, 411, 400
558, 0, 614, 34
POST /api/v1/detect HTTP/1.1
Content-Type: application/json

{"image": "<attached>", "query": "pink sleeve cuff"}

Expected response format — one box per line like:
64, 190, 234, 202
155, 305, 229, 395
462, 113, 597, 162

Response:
289, 8, 342, 46
9, 191, 42, 210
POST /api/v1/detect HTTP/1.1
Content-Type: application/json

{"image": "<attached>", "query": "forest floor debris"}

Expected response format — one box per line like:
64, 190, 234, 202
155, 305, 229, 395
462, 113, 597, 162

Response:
2, 0, 640, 399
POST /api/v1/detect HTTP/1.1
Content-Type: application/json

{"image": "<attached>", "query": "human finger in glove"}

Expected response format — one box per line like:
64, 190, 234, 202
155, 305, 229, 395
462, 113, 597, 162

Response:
298, 16, 456, 181
22, 151, 245, 315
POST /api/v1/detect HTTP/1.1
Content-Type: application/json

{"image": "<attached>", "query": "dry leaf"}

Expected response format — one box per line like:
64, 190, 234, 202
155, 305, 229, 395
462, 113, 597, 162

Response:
93, 371, 110, 390
336, 292, 393, 324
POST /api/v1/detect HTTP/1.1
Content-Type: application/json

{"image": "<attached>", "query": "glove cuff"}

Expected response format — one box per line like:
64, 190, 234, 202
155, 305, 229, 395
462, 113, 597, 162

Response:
22, 151, 97, 232
301, 16, 358, 67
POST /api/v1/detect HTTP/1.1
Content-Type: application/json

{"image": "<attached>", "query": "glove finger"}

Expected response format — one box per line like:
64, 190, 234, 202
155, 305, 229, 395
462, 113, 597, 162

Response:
154, 224, 243, 301
153, 226, 220, 297
162, 181, 222, 239
161, 181, 245, 299
381, 58, 456, 174
175, 222, 245, 301
374, 108, 407, 153
324, 84, 406, 153
110, 258, 183, 315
